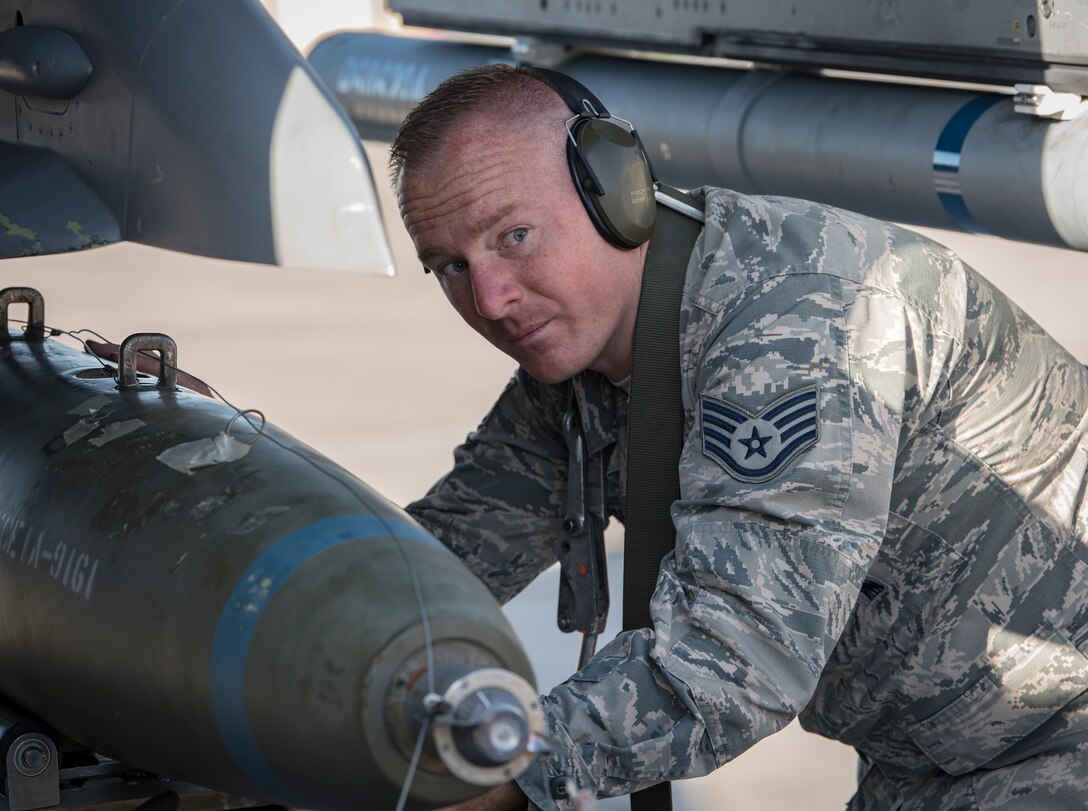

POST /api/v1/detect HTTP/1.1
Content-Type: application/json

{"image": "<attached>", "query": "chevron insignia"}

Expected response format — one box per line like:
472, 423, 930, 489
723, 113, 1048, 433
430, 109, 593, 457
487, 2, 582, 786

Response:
700, 385, 820, 483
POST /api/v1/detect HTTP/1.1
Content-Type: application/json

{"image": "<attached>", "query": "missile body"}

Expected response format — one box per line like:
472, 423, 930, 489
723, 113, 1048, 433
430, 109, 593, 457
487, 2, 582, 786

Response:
0, 301, 534, 809
311, 32, 1088, 251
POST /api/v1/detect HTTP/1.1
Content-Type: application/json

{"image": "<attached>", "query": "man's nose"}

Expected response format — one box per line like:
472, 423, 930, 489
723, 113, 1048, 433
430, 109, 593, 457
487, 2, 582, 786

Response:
470, 260, 520, 320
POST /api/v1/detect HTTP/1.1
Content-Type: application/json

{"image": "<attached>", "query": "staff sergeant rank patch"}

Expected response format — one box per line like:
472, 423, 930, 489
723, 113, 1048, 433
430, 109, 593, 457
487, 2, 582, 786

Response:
700, 385, 820, 483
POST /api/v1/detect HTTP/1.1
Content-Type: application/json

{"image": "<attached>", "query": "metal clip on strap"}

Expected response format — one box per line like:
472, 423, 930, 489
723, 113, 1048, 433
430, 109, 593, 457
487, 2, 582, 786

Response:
557, 409, 610, 670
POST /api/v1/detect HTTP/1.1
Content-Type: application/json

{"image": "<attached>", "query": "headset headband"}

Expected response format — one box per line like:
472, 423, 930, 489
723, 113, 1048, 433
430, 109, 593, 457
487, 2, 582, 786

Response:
522, 66, 658, 249
526, 66, 611, 119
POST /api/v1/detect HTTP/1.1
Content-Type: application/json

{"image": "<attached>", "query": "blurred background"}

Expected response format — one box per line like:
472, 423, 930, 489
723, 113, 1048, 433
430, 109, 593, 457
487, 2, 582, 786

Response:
4, 2, 1087, 809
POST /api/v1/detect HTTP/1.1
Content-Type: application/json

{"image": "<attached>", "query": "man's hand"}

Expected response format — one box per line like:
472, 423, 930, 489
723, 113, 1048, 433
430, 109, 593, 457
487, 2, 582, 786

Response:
86, 340, 213, 397
440, 781, 529, 811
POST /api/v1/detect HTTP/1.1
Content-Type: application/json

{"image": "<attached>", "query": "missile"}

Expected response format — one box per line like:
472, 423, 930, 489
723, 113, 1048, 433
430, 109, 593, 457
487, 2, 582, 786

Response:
0, 288, 542, 810
310, 32, 1088, 251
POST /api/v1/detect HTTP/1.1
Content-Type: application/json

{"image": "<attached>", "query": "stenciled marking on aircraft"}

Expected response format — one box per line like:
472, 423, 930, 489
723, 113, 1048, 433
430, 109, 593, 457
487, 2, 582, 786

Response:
209, 513, 444, 803
933, 94, 1003, 234
336, 56, 430, 123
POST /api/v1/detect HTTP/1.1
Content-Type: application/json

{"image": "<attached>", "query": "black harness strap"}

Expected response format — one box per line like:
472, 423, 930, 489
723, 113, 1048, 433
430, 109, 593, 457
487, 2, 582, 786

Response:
624, 189, 703, 811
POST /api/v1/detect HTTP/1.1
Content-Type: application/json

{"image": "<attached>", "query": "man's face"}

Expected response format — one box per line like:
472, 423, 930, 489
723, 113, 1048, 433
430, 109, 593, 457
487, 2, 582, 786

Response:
398, 114, 647, 384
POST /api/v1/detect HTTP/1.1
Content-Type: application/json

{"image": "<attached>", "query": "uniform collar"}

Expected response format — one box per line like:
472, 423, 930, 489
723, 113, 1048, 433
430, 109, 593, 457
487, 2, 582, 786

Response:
571, 370, 626, 456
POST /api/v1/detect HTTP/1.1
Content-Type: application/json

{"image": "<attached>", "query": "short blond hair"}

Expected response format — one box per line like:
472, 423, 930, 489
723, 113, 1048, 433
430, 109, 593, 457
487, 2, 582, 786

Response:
388, 64, 563, 187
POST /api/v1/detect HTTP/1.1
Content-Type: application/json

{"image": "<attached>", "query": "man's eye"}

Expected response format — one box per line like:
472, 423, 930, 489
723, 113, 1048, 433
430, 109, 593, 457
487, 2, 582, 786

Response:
437, 260, 469, 278
505, 228, 528, 246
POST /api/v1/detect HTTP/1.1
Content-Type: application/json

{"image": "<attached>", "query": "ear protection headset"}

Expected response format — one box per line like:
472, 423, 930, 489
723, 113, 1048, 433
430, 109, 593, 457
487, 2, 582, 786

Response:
523, 66, 658, 249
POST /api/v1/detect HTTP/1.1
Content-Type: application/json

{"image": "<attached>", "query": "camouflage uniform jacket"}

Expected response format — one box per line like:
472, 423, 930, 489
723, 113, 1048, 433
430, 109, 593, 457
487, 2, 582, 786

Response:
407, 187, 1088, 809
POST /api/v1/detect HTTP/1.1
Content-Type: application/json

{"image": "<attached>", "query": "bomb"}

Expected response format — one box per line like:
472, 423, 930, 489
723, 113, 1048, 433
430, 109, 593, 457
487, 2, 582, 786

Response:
0, 288, 541, 810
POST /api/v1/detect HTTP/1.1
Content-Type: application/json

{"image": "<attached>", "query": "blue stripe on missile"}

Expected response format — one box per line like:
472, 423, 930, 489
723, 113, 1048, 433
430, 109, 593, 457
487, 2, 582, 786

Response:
937, 192, 989, 235
933, 95, 1002, 234
210, 513, 442, 805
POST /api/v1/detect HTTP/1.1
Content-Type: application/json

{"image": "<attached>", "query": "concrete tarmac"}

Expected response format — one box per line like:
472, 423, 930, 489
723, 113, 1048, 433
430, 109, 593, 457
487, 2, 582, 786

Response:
3, 141, 1086, 809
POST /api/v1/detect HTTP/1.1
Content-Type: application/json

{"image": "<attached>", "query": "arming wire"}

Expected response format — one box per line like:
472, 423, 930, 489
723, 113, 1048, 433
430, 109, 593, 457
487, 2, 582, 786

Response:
394, 715, 431, 811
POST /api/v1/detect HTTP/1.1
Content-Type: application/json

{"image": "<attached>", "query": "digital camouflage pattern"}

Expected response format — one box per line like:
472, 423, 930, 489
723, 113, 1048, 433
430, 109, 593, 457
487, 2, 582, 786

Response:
407, 187, 1088, 810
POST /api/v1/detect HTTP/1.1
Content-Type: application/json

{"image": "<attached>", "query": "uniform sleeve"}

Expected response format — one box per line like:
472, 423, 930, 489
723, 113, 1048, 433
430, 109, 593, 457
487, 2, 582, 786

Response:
514, 271, 909, 808
406, 368, 571, 604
